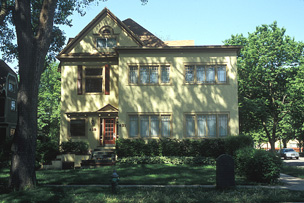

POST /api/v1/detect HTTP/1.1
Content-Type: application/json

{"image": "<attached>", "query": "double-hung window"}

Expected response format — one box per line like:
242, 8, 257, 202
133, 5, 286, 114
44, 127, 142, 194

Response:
129, 114, 172, 138
11, 100, 16, 111
97, 38, 117, 48
129, 65, 171, 85
85, 68, 103, 93
185, 113, 229, 138
184, 64, 227, 84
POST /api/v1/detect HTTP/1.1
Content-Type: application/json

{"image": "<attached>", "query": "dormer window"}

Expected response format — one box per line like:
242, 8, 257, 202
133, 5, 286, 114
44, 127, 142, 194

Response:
96, 26, 117, 48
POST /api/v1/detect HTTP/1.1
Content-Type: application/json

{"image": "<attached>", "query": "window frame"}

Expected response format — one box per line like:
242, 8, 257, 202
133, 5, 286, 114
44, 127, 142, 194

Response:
69, 118, 87, 137
184, 113, 229, 138
184, 64, 228, 85
95, 26, 118, 49
128, 113, 172, 138
128, 64, 171, 85
79, 66, 105, 94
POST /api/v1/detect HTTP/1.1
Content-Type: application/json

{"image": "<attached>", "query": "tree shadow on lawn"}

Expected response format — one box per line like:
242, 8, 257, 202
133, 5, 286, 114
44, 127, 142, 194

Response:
36, 164, 216, 185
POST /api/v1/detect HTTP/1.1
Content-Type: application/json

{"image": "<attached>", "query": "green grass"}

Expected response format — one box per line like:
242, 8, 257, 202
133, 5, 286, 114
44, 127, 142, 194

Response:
281, 166, 304, 179
1, 186, 304, 202
1, 164, 254, 186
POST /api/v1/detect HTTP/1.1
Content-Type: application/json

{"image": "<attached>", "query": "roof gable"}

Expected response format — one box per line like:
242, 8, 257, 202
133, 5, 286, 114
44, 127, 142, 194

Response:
97, 104, 118, 112
57, 8, 144, 57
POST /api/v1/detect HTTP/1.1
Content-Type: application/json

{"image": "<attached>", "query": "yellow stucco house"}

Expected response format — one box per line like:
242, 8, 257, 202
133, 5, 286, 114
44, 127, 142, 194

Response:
57, 8, 241, 152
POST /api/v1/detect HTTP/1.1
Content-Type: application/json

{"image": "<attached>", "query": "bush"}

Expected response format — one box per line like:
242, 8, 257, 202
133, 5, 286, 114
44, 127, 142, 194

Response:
60, 140, 89, 154
118, 156, 215, 165
116, 135, 252, 158
235, 147, 282, 183
36, 139, 60, 165
225, 135, 253, 156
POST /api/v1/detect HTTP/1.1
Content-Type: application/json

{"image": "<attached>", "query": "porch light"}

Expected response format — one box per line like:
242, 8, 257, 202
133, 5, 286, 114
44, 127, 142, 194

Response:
91, 118, 95, 126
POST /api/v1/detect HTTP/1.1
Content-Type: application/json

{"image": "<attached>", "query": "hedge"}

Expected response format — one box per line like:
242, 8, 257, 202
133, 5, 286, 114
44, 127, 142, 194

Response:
116, 135, 253, 158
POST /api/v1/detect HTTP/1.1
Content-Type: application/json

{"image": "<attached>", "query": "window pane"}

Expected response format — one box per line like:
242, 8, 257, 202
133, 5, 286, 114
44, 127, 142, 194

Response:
129, 66, 138, 84
8, 83, 14, 92
150, 116, 159, 137
185, 65, 194, 83
129, 116, 138, 137
218, 66, 227, 83
140, 116, 149, 137
186, 115, 195, 137
70, 120, 85, 136
207, 115, 216, 137
85, 78, 102, 92
107, 38, 117, 47
85, 68, 102, 76
197, 115, 207, 137
161, 66, 170, 83
196, 66, 205, 83
161, 116, 171, 137
140, 66, 149, 84
219, 115, 228, 137
206, 67, 215, 83
97, 39, 106, 48
11, 100, 16, 111
150, 66, 158, 84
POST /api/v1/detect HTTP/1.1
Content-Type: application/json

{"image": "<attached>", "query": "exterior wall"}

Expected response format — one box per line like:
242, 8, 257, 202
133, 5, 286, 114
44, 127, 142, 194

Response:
60, 61, 118, 149
70, 15, 138, 54
118, 50, 239, 139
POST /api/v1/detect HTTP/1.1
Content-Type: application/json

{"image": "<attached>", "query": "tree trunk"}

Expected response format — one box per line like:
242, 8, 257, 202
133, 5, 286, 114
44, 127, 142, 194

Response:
9, 0, 57, 190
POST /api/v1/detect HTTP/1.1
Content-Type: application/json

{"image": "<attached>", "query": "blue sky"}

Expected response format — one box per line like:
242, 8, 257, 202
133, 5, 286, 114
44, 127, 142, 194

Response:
2, 0, 304, 69
63, 0, 304, 45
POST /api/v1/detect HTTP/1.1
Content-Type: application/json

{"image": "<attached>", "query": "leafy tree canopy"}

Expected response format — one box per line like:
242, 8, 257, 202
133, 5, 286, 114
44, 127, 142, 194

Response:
224, 21, 304, 152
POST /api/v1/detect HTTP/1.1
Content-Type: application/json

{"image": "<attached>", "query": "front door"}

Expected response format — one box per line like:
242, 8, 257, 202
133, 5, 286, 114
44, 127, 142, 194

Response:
103, 118, 116, 145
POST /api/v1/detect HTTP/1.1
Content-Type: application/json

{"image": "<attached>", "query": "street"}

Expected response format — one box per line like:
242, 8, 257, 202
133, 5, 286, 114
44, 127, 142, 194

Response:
283, 157, 304, 167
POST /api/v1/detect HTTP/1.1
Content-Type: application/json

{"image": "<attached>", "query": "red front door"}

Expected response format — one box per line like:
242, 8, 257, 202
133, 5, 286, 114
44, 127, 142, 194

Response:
103, 118, 116, 145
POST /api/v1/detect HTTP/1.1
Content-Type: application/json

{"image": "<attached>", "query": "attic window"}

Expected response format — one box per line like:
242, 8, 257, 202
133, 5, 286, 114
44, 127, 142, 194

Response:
96, 26, 117, 48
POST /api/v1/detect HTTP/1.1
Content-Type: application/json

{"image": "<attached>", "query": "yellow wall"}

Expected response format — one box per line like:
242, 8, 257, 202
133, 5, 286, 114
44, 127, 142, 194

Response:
118, 51, 239, 139
60, 61, 119, 149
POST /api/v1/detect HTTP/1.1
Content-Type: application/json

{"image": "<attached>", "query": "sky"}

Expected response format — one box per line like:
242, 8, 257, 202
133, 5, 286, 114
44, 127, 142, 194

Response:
2, 0, 304, 69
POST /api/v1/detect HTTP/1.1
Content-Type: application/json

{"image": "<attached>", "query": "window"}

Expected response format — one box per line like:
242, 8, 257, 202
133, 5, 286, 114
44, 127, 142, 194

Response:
184, 65, 227, 84
70, 119, 86, 137
129, 114, 171, 138
129, 65, 171, 85
8, 82, 15, 92
185, 113, 229, 138
77, 65, 110, 94
11, 100, 16, 111
97, 38, 117, 48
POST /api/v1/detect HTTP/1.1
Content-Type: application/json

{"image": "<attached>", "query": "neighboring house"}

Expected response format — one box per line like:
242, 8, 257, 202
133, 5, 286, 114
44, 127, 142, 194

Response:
57, 8, 241, 151
0, 60, 18, 144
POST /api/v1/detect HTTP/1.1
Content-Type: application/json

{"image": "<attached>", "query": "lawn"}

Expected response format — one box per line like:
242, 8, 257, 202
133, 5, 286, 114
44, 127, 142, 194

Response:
1, 186, 304, 202
281, 165, 304, 179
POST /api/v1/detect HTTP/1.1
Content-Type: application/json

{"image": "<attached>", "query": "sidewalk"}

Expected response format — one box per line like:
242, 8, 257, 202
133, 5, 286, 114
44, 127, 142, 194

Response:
43, 173, 304, 191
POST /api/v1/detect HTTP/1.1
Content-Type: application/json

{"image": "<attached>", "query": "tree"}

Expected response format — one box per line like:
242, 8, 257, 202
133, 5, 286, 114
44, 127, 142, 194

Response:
0, 0, 147, 190
224, 22, 304, 152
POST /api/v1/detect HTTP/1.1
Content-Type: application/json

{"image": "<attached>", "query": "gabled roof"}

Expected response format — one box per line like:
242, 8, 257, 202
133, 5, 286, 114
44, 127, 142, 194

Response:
97, 104, 118, 112
57, 8, 145, 57
122, 18, 166, 47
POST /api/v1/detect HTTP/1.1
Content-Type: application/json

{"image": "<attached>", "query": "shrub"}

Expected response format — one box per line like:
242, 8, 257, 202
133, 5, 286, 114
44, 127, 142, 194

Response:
0, 136, 13, 168
36, 139, 60, 165
118, 156, 216, 165
60, 140, 89, 154
225, 135, 253, 156
235, 147, 282, 183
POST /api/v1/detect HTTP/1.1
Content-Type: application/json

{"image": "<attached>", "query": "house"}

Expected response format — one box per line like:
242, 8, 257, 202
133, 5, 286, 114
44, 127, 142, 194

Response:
0, 60, 18, 144
57, 8, 241, 153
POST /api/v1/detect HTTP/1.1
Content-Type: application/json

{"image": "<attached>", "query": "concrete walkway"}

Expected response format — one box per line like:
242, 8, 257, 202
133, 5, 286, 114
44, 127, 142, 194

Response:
43, 173, 304, 191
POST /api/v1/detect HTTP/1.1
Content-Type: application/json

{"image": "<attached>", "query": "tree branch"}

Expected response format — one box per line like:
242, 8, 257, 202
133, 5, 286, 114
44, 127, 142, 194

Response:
0, 0, 13, 25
